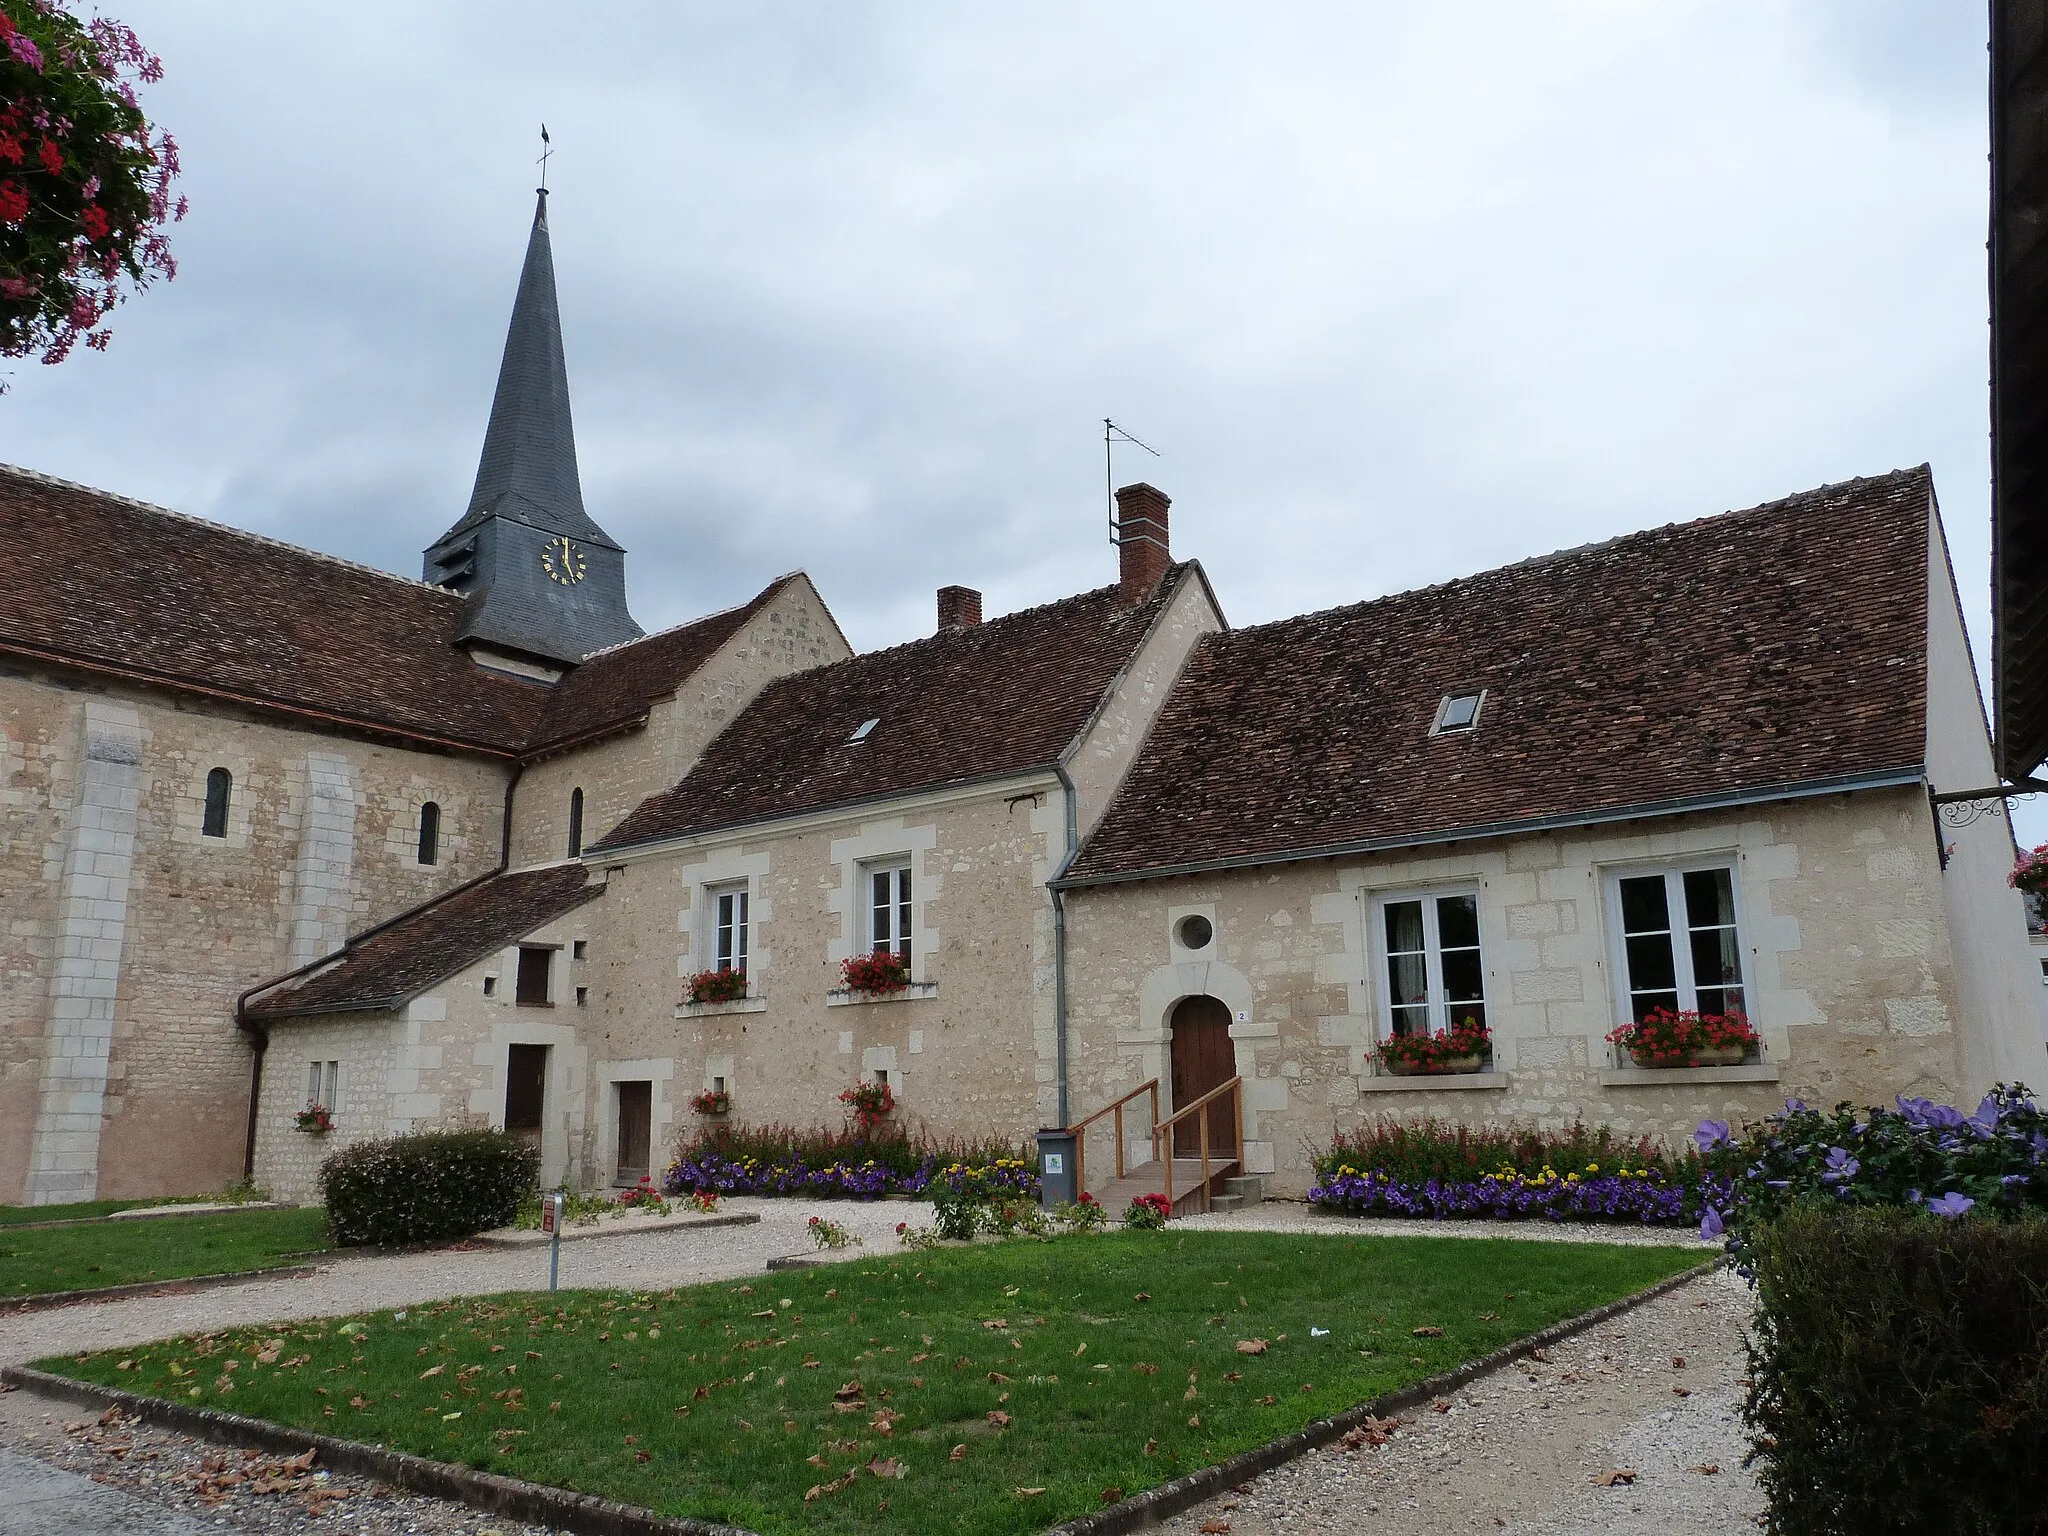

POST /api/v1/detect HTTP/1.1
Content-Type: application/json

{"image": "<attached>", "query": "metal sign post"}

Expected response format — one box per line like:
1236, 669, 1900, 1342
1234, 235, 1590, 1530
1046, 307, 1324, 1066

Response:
542, 1190, 564, 1292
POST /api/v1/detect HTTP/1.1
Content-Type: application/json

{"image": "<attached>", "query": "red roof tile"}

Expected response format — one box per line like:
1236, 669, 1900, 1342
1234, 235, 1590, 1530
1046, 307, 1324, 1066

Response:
1064, 471, 1934, 883
0, 466, 807, 758
246, 863, 603, 1019
592, 566, 1202, 851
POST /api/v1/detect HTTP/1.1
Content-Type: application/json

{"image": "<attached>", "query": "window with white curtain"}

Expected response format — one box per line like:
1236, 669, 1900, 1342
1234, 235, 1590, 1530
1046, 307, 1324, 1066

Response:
1371, 889, 1487, 1038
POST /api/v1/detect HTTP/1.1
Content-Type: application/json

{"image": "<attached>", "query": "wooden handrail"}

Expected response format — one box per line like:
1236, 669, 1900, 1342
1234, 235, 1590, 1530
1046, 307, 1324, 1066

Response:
1152, 1076, 1241, 1215
1062, 1078, 1160, 1199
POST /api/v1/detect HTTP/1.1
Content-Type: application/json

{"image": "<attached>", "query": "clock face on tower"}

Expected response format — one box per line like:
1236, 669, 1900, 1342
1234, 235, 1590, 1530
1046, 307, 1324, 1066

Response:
540, 536, 587, 585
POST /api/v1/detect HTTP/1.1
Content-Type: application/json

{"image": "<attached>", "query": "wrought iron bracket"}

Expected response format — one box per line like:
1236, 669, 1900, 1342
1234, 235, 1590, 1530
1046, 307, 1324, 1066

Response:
1926, 778, 2048, 868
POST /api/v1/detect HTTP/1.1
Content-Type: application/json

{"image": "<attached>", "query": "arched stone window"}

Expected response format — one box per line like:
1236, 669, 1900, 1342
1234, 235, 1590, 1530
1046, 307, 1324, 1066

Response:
202, 767, 232, 839
568, 787, 584, 858
418, 801, 440, 866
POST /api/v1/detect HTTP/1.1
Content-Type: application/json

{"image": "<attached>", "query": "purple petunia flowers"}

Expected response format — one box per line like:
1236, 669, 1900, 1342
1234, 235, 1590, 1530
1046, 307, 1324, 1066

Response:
1925, 1192, 1975, 1219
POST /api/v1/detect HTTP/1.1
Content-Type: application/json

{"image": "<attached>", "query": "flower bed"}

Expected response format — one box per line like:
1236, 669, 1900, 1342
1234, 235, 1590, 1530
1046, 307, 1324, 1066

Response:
1605, 1006, 1758, 1067
665, 1122, 1038, 1201
1308, 1115, 1738, 1227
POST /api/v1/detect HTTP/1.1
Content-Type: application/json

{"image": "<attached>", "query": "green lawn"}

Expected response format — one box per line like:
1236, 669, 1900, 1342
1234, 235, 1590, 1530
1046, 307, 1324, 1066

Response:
46, 1230, 1698, 1534
2, 1207, 333, 1297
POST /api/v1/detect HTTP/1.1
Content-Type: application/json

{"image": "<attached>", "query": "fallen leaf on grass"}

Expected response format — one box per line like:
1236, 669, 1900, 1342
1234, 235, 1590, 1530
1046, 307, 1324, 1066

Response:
1015, 1487, 1047, 1498
1133, 1362, 1159, 1375
1593, 1469, 1639, 1487
1100, 1486, 1124, 1504
1234, 1339, 1267, 1355
987, 1410, 1012, 1429
419, 1365, 445, 1379
867, 1456, 905, 1479
1223, 1371, 1242, 1383
1258, 1395, 1277, 1406
1188, 1414, 1201, 1427
806, 1454, 829, 1468
803, 1471, 856, 1502
1143, 1439, 1159, 1456
987, 1372, 1010, 1383
982, 1319, 1009, 1331
949, 1444, 967, 1462
1134, 1292, 1151, 1302
1411, 1326, 1444, 1338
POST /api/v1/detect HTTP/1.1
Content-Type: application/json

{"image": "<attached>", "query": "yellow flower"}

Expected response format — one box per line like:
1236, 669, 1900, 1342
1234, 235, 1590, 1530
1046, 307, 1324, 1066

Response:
1586, 1163, 1599, 1173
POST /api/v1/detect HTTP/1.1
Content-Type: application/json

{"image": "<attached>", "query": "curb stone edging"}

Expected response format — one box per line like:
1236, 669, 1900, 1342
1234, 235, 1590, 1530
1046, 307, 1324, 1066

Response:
5, 1264, 323, 1316
1044, 1259, 1721, 1535
476, 1212, 761, 1249
0, 1364, 756, 1536
2, 1202, 292, 1233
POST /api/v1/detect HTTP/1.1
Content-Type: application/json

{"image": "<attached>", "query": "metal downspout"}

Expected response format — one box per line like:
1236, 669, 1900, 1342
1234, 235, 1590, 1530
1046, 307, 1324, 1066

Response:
1051, 765, 1081, 1128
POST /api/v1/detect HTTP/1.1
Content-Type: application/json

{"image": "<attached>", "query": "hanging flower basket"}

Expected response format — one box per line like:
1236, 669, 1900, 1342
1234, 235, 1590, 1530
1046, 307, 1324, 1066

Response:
839, 1079, 896, 1130
294, 1102, 334, 1135
686, 967, 749, 1005
1608, 1008, 1758, 1068
1374, 1019, 1491, 1076
2011, 843, 2048, 897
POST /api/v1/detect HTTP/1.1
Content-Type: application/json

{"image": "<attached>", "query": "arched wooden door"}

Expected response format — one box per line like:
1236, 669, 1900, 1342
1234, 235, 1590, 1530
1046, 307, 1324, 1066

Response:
1168, 995, 1238, 1159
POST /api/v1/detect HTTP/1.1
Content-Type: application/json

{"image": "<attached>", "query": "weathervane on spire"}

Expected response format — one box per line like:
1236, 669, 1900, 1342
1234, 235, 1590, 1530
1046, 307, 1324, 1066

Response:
537, 123, 553, 195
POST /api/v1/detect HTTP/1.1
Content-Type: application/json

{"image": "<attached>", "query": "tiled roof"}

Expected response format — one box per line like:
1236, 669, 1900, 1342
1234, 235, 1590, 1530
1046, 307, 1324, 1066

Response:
1064, 470, 1934, 883
245, 863, 603, 1019
524, 576, 802, 752
591, 565, 1201, 851
0, 465, 800, 757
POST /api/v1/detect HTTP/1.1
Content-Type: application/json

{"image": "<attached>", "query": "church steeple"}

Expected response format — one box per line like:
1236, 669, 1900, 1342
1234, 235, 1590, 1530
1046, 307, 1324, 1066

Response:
425, 188, 641, 666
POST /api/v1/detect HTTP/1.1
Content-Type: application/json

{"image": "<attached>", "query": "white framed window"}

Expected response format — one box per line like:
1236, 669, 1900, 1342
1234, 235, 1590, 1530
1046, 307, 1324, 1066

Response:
1605, 863, 1748, 1021
306, 1060, 339, 1110
709, 882, 750, 974
865, 859, 913, 964
1370, 888, 1487, 1039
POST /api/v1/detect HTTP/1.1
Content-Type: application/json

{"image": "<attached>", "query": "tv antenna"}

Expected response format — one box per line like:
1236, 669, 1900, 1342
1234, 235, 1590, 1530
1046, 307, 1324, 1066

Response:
1104, 417, 1160, 546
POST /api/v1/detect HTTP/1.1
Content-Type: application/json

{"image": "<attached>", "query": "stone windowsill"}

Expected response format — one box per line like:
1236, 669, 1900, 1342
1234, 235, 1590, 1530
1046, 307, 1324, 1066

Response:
1358, 1071, 1508, 1093
1597, 1062, 1782, 1087
675, 996, 769, 1019
827, 982, 939, 1007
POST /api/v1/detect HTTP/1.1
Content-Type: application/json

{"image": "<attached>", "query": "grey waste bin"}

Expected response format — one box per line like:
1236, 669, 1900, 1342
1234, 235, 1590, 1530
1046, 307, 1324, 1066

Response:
1035, 1128, 1078, 1210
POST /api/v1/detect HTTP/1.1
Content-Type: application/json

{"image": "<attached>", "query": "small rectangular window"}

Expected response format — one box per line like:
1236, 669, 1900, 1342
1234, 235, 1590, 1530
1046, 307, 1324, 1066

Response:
572, 940, 588, 961
417, 802, 440, 866
482, 975, 497, 998
1609, 864, 1747, 1022
866, 861, 913, 963
1374, 889, 1487, 1039
575, 986, 589, 1007
202, 767, 232, 839
874, 1067, 890, 1088
306, 1060, 338, 1110
711, 883, 750, 973
515, 947, 553, 1007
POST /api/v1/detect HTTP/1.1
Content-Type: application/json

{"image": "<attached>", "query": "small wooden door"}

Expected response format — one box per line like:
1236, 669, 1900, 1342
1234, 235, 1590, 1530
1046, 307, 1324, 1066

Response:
504, 1044, 549, 1151
1169, 995, 1237, 1159
615, 1081, 653, 1185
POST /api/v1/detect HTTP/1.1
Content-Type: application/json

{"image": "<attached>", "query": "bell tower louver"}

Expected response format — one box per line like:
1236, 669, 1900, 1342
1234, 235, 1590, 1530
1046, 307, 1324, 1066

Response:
425, 189, 641, 665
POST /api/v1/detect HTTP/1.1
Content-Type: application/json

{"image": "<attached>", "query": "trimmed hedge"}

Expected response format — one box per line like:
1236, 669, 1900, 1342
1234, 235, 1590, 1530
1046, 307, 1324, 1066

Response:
1745, 1206, 2048, 1535
319, 1129, 537, 1247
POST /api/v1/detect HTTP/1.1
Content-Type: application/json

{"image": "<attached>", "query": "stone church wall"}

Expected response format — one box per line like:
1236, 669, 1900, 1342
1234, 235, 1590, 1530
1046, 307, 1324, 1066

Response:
1060, 786, 1993, 1198
0, 665, 511, 1203
511, 576, 849, 865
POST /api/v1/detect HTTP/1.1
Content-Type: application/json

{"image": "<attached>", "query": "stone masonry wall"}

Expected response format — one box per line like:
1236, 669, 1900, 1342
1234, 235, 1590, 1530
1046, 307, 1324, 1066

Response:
1062, 787, 1984, 1198
511, 576, 849, 866
0, 665, 511, 1203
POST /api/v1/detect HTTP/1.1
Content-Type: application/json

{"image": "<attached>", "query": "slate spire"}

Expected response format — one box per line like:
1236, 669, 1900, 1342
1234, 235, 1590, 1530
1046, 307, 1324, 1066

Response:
425, 189, 642, 665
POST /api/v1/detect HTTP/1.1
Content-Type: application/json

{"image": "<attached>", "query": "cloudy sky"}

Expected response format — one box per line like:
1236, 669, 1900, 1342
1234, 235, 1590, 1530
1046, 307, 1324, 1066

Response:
4, 4, 2037, 836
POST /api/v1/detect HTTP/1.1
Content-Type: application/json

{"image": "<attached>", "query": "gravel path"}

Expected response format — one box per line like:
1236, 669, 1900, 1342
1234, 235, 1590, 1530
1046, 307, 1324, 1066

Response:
1157, 1267, 1762, 1536
0, 1198, 1744, 1534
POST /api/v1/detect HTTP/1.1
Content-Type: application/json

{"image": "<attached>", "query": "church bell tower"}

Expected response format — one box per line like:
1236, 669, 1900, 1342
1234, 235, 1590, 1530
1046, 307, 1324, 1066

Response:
424, 188, 641, 665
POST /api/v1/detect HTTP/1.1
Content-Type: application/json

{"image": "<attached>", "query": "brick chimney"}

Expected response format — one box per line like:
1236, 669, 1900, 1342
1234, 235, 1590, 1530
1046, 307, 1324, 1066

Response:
936, 584, 983, 631
1114, 482, 1172, 603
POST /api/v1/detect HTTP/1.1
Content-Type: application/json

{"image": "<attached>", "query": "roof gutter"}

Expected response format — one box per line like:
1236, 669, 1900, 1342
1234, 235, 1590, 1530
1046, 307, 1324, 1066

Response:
1049, 764, 1082, 1129
1054, 765, 1927, 891
233, 760, 527, 1180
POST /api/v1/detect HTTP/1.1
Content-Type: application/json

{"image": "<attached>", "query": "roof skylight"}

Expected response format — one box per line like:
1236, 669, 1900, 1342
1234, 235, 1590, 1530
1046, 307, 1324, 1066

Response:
848, 718, 880, 744
1432, 691, 1483, 735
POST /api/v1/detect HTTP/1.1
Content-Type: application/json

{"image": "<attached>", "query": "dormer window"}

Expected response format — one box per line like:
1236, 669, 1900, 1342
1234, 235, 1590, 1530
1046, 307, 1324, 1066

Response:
1431, 691, 1484, 735
848, 718, 880, 745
